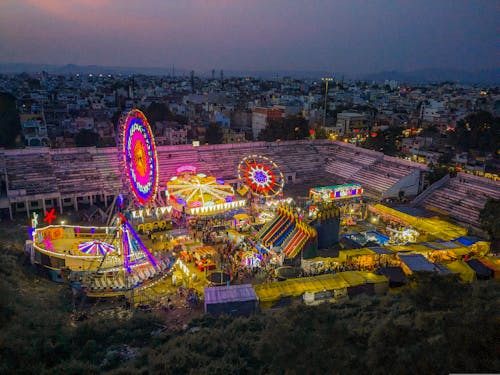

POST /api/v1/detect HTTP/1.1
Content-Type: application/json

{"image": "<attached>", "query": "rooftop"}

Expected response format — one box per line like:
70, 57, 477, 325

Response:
204, 284, 257, 304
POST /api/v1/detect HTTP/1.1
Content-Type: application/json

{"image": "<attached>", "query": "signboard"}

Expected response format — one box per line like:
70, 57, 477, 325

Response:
176, 165, 197, 174
309, 183, 363, 202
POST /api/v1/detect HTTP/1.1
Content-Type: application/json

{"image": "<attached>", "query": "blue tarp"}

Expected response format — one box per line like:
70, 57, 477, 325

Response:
454, 236, 479, 246
435, 240, 458, 248
343, 231, 389, 247
423, 242, 447, 250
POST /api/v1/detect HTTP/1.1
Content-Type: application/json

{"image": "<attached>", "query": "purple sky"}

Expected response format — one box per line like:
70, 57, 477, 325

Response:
0, 0, 498, 73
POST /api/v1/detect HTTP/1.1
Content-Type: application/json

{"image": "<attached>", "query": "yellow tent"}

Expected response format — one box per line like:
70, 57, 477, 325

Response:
370, 204, 467, 241
338, 271, 367, 287
338, 248, 376, 261
470, 241, 490, 256
443, 260, 476, 282
447, 246, 473, 258
254, 273, 351, 308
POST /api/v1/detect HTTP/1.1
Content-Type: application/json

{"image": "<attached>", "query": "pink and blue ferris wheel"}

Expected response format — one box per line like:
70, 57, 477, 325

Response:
121, 109, 159, 206
238, 155, 284, 198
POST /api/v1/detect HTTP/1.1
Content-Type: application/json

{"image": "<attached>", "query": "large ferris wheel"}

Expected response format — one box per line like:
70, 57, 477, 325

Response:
118, 109, 159, 206
238, 155, 284, 198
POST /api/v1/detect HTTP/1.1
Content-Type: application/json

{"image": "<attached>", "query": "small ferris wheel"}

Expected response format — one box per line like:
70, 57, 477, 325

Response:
238, 155, 284, 198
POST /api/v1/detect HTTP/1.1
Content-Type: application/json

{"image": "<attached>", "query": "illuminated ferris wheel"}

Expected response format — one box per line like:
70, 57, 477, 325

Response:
118, 109, 159, 206
238, 155, 284, 198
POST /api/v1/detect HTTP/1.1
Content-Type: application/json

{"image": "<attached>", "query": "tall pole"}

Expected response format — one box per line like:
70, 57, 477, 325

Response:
321, 77, 333, 128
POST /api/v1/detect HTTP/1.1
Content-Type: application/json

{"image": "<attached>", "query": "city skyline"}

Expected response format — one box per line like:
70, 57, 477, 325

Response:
0, 0, 498, 74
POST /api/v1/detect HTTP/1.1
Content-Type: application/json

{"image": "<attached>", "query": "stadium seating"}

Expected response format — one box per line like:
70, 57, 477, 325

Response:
420, 172, 500, 229
0, 140, 429, 210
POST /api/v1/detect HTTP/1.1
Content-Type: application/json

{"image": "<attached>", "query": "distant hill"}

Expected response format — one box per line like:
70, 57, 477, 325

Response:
360, 68, 500, 84
0, 63, 187, 76
0, 63, 498, 84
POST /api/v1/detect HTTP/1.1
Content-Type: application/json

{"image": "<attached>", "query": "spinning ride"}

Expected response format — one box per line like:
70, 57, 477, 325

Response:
120, 109, 159, 206
238, 155, 284, 198
78, 240, 115, 256
167, 165, 245, 215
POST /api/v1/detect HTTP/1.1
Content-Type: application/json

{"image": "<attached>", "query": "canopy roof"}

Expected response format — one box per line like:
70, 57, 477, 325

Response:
443, 260, 476, 282
399, 254, 436, 272
204, 284, 257, 304
254, 271, 388, 303
338, 248, 376, 260
371, 204, 467, 241
377, 266, 406, 284
466, 259, 493, 279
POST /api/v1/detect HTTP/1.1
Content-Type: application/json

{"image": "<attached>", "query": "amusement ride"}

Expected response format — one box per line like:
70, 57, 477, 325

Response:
24, 108, 487, 313
237, 155, 284, 198
28, 109, 167, 297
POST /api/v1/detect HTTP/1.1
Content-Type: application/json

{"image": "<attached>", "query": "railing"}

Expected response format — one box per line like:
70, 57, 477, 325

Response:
411, 174, 451, 206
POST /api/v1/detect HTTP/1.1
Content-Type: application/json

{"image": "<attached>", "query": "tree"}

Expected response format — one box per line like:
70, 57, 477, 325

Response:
144, 102, 187, 129
479, 198, 500, 248
75, 129, 100, 147
258, 115, 309, 142
205, 122, 223, 144
438, 151, 454, 165
0, 93, 22, 148
450, 111, 500, 153
419, 125, 440, 137
427, 165, 449, 185
362, 126, 402, 155
144, 102, 170, 131
315, 127, 329, 140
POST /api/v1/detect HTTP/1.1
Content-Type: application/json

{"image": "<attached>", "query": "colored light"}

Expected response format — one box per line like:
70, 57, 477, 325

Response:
238, 155, 284, 198
122, 109, 159, 205
253, 170, 268, 183
176, 165, 197, 174
43, 208, 57, 225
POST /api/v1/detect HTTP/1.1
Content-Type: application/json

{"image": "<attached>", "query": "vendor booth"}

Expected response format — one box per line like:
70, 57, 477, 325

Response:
204, 284, 258, 316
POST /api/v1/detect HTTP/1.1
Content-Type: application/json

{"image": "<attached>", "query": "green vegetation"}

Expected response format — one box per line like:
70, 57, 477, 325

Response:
205, 122, 224, 144
314, 127, 329, 140
0, 246, 164, 374
144, 102, 188, 127
75, 129, 100, 147
1, 239, 498, 374
0, 92, 22, 148
258, 115, 309, 142
362, 126, 402, 155
427, 164, 451, 185
450, 111, 500, 154
479, 198, 500, 250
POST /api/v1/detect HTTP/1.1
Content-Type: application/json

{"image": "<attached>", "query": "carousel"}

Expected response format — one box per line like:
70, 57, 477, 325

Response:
167, 165, 246, 216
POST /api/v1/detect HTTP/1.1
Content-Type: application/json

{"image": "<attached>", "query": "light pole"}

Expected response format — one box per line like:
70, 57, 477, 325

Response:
321, 77, 333, 128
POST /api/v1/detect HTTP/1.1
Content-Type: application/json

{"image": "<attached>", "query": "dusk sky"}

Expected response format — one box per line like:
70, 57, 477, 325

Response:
0, 0, 498, 74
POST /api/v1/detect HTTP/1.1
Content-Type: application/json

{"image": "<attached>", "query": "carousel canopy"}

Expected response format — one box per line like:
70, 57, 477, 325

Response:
167, 168, 235, 209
